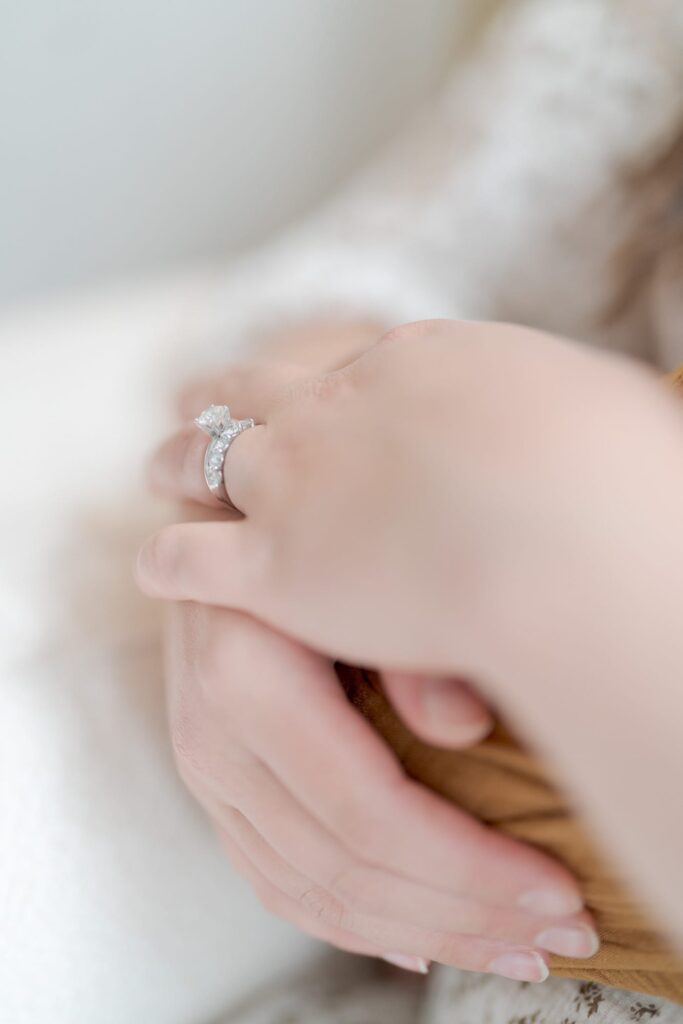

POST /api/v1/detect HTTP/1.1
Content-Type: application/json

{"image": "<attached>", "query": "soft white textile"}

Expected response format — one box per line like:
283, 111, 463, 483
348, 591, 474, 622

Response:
0, 282, 316, 1024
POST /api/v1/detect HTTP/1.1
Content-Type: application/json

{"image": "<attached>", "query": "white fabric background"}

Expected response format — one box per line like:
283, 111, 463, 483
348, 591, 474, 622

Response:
0, 281, 319, 1023
0, 0, 475, 305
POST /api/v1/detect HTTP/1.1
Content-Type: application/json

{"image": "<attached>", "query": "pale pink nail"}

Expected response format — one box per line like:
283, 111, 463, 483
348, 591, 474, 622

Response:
488, 951, 549, 983
535, 925, 600, 959
518, 888, 584, 916
422, 681, 491, 745
382, 952, 430, 974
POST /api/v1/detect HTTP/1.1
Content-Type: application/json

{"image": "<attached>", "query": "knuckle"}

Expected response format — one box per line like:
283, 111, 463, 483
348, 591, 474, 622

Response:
377, 319, 445, 348
292, 369, 349, 405
297, 886, 346, 931
273, 367, 327, 410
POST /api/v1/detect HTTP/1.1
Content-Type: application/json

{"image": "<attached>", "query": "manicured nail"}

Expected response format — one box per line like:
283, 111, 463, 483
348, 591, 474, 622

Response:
488, 951, 549, 983
534, 925, 600, 959
382, 952, 430, 974
518, 888, 584, 916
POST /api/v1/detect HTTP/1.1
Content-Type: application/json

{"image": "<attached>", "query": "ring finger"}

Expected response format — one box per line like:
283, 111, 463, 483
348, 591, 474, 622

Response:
152, 361, 315, 512
149, 420, 268, 515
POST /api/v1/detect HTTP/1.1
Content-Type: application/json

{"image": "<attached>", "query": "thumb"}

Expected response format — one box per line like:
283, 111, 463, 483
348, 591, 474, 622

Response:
381, 672, 493, 749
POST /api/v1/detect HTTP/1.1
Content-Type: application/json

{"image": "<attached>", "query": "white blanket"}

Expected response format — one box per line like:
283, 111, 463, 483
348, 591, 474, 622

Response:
0, 280, 316, 1024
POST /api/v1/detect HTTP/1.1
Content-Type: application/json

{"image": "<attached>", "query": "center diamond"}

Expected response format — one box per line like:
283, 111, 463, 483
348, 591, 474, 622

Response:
195, 405, 233, 436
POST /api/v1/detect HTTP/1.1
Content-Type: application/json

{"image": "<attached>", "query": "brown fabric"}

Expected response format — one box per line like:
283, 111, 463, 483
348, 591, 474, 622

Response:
337, 362, 683, 1003
667, 364, 683, 391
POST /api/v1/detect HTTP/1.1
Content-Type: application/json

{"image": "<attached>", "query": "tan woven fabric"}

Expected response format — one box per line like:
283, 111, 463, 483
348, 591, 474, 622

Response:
338, 362, 683, 1004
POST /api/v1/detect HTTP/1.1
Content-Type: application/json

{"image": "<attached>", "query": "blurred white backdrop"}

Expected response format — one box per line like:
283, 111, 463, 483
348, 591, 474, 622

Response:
0, 0, 491, 306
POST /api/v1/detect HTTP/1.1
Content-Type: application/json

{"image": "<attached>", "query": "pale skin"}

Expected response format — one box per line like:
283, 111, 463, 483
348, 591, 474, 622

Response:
137, 320, 683, 980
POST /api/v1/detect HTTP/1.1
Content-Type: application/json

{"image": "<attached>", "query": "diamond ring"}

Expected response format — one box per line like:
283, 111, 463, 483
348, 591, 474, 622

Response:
194, 404, 255, 512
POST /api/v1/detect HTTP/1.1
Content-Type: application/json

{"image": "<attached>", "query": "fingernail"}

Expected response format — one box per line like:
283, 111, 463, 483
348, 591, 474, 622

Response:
518, 888, 584, 916
382, 952, 430, 974
422, 681, 491, 745
488, 951, 549, 983
534, 925, 600, 959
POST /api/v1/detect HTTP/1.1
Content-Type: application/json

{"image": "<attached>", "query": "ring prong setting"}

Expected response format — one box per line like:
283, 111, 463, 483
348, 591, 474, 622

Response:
194, 404, 233, 437
195, 404, 256, 511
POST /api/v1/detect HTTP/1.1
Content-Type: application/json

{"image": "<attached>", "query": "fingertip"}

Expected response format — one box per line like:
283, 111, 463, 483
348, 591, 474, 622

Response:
534, 923, 600, 959
417, 706, 494, 749
382, 672, 493, 749
518, 887, 585, 917
381, 952, 431, 974
419, 678, 493, 747
487, 949, 549, 984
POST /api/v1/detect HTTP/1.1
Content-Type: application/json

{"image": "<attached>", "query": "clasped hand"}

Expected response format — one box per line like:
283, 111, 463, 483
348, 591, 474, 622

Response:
136, 320, 630, 979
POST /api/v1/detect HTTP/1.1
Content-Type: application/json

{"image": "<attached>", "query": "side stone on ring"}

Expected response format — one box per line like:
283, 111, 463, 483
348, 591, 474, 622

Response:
195, 404, 255, 510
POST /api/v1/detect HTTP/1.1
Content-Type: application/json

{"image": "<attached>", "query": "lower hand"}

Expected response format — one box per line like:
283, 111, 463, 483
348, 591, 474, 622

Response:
165, 599, 596, 980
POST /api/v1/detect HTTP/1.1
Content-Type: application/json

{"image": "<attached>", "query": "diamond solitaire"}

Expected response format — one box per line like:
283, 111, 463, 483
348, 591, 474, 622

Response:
194, 404, 234, 437
195, 405, 256, 510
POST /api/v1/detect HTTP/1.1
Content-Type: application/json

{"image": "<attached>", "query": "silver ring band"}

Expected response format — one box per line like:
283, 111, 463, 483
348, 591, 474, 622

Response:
195, 405, 256, 512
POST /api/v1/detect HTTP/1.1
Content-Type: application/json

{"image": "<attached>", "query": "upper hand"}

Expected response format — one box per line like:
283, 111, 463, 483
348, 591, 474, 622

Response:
138, 318, 649, 676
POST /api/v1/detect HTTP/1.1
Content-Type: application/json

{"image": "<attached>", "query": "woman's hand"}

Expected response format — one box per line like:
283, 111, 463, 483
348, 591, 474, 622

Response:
176, 322, 499, 750
137, 319, 623, 977
139, 318, 664, 674
164, 598, 597, 980
139, 318, 683, 943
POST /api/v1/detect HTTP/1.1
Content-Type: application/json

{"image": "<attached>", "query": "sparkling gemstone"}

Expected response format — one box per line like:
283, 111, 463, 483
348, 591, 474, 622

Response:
195, 405, 232, 436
